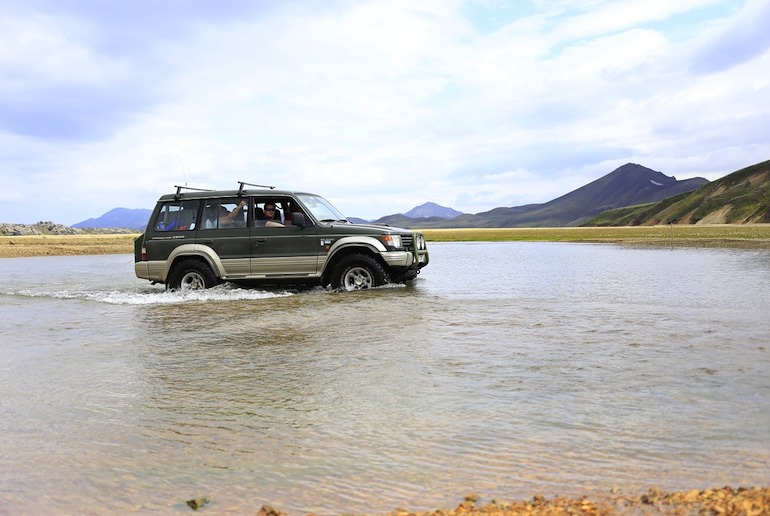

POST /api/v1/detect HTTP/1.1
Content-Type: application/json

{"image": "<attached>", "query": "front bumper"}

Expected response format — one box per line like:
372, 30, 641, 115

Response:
381, 249, 429, 269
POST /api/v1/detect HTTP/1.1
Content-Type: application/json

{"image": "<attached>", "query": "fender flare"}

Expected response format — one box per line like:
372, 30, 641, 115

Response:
322, 236, 387, 278
163, 244, 225, 282
327, 236, 385, 260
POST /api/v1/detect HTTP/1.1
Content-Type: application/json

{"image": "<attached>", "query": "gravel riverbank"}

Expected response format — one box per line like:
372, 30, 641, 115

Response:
410, 486, 770, 515
242, 486, 770, 515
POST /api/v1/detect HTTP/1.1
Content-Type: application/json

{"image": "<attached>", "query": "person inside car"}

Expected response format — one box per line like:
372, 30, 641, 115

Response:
205, 201, 246, 228
258, 202, 284, 227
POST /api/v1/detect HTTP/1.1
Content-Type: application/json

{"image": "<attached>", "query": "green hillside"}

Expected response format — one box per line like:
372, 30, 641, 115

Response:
585, 159, 770, 226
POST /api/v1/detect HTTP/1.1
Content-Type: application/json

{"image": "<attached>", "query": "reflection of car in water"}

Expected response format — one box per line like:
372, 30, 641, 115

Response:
134, 182, 430, 291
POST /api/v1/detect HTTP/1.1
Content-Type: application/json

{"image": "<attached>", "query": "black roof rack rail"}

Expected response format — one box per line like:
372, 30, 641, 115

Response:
174, 185, 214, 199
237, 181, 276, 196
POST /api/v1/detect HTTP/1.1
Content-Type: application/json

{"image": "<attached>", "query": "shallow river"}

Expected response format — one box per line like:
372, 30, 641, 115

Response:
1, 242, 769, 514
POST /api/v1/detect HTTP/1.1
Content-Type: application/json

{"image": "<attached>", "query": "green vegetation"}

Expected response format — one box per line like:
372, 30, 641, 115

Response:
585, 159, 770, 226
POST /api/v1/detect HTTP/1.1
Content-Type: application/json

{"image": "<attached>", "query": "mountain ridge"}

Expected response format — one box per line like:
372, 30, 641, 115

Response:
584, 159, 770, 226
72, 207, 153, 230
64, 162, 759, 230
404, 202, 464, 219
374, 163, 708, 228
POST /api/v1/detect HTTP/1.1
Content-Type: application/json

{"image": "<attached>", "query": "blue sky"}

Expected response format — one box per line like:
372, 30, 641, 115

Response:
1, 0, 769, 224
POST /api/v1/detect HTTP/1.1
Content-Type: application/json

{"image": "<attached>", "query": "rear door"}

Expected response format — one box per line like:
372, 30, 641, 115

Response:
195, 198, 251, 277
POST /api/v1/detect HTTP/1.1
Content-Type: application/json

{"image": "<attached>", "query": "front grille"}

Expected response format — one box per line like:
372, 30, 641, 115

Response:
401, 234, 413, 250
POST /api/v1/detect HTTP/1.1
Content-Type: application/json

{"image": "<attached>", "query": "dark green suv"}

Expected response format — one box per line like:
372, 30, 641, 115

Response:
134, 182, 429, 291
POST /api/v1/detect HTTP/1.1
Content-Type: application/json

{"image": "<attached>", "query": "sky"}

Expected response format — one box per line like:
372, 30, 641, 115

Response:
1, 0, 769, 224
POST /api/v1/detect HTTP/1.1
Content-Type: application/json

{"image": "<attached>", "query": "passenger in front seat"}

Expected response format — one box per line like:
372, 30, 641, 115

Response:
258, 202, 283, 227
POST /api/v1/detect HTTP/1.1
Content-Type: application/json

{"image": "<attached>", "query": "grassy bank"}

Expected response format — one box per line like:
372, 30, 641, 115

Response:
421, 224, 770, 248
0, 234, 141, 258
2, 225, 770, 258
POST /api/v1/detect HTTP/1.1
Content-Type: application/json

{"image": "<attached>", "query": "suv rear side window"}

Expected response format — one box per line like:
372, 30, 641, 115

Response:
202, 199, 248, 229
154, 200, 201, 232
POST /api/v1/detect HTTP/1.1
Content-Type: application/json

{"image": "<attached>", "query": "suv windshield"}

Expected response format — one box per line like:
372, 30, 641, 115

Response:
297, 194, 347, 222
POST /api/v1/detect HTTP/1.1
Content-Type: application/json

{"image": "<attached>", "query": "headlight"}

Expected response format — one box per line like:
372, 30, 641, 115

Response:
380, 234, 402, 249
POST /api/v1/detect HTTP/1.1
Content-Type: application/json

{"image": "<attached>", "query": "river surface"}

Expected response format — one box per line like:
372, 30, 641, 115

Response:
1, 242, 769, 514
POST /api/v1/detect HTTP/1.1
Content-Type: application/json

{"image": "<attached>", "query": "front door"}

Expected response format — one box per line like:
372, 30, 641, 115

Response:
249, 196, 320, 277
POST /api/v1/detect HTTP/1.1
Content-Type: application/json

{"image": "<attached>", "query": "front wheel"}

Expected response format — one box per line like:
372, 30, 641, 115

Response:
167, 258, 220, 291
330, 254, 390, 291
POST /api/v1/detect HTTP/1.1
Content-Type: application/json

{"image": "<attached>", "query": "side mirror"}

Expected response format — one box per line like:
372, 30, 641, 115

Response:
291, 212, 307, 227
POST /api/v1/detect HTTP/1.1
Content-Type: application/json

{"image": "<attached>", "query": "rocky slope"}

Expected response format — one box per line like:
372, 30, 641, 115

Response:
0, 221, 137, 236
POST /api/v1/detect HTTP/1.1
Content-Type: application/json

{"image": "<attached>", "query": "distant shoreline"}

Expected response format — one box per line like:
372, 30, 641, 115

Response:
0, 234, 141, 258
2, 225, 770, 258
421, 225, 770, 248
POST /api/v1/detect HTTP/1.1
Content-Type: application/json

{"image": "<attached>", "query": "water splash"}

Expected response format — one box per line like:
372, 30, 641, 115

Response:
8, 284, 296, 305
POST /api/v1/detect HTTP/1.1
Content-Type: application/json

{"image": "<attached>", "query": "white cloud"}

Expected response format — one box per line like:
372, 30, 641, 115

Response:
0, 0, 768, 224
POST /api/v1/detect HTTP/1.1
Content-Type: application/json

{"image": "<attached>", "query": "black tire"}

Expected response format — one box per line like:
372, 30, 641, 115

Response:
330, 253, 390, 291
167, 258, 220, 291
396, 269, 420, 283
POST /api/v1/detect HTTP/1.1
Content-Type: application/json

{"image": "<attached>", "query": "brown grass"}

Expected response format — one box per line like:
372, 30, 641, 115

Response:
2, 225, 770, 259
0, 234, 141, 258
421, 224, 770, 248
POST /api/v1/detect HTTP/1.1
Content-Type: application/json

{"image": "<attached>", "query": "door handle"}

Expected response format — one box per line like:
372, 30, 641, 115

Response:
255, 238, 267, 245
202, 239, 214, 244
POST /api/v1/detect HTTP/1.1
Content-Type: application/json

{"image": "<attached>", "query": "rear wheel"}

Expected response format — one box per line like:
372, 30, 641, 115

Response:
331, 253, 390, 291
167, 258, 219, 291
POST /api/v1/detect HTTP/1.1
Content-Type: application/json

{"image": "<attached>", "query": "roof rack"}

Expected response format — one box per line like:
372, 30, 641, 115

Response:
174, 185, 214, 199
237, 181, 276, 196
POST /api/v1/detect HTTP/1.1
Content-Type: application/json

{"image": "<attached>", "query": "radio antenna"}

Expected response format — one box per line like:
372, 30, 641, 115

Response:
179, 158, 189, 186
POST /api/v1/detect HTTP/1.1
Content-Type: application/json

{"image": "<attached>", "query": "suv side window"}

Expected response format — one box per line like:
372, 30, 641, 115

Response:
202, 198, 248, 229
154, 200, 201, 232
253, 196, 310, 227
254, 197, 285, 226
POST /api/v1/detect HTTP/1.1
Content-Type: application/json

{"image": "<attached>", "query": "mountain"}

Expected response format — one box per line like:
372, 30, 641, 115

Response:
584, 159, 770, 226
376, 163, 709, 228
404, 202, 464, 219
372, 202, 462, 225
493, 163, 709, 227
73, 161, 731, 230
73, 207, 152, 230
